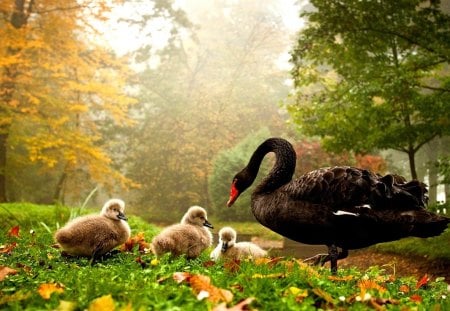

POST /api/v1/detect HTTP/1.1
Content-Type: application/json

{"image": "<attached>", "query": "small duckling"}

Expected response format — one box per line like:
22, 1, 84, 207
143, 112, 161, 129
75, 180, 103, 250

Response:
54, 198, 131, 261
210, 226, 267, 261
151, 205, 213, 259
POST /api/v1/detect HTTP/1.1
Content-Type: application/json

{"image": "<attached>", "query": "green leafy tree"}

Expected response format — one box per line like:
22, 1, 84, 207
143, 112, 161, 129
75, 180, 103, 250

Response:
208, 129, 273, 221
287, 0, 450, 180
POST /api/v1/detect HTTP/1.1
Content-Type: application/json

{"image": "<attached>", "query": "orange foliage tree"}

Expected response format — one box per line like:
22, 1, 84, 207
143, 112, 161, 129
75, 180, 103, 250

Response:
0, 0, 137, 203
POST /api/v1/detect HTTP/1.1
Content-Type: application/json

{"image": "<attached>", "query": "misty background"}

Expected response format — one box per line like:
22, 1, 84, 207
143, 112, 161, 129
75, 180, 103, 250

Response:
1, 0, 449, 223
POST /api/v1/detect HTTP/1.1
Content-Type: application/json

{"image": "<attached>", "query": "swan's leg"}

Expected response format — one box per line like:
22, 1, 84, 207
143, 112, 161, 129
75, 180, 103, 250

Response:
328, 244, 338, 274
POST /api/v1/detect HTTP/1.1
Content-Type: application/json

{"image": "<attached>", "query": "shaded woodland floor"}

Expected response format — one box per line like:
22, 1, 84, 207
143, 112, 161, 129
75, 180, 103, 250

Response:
338, 250, 450, 283
252, 238, 450, 283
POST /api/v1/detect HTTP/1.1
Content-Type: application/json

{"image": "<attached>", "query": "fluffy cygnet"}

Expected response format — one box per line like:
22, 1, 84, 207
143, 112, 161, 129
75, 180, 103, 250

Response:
210, 226, 267, 261
54, 198, 131, 260
151, 205, 213, 259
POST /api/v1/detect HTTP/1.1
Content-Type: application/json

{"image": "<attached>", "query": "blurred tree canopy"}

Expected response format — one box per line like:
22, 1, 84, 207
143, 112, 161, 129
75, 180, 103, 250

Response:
0, 0, 171, 203
123, 0, 293, 221
287, 0, 450, 181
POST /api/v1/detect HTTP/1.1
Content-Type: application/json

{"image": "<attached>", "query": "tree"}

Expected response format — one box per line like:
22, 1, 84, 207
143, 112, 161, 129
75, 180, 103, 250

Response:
287, 0, 450, 180
0, 0, 136, 203
123, 0, 294, 221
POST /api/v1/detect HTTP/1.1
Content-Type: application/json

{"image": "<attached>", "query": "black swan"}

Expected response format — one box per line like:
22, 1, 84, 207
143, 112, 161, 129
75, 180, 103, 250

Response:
226, 137, 450, 273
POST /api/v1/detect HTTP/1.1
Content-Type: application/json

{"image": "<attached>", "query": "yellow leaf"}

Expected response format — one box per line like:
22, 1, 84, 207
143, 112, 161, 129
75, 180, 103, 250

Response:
37, 283, 64, 300
88, 294, 115, 311
55, 300, 77, 311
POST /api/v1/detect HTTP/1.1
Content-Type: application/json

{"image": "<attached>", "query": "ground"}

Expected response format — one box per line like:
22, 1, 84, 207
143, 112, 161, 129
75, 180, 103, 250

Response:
339, 250, 450, 283
251, 237, 450, 283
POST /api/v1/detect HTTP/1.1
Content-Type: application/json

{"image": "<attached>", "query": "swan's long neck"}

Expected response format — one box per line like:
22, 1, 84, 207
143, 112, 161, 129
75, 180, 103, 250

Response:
250, 138, 296, 194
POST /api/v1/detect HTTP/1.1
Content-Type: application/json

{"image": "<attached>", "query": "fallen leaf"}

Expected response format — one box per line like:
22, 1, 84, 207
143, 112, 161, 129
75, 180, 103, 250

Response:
284, 287, 308, 303
173, 272, 233, 303
328, 275, 354, 282
0, 266, 18, 281
212, 297, 255, 311
416, 274, 429, 289
224, 259, 241, 273
410, 294, 422, 303
0, 242, 17, 254
312, 288, 336, 305
88, 294, 116, 311
203, 260, 216, 267
8, 226, 20, 237
55, 300, 77, 311
358, 279, 386, 298
173, 271, 190, 283
121, 232, 150, 253
399, 284, 410, 293
135, 256, 147, 268
38, 283, 64, 299
254, 256, 284, 267
0, 291, 31, 305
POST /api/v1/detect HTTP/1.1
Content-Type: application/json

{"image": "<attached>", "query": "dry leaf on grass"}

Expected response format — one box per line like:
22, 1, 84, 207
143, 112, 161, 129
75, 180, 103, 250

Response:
8, 225, 20, 237
121, 232, 150, 253
212, 297, 255, 311
0, 266, 18, 281
0, 242, 17, 255
38, 283, 64, 299
88, 294, 116, 311
173, 272, 233, 303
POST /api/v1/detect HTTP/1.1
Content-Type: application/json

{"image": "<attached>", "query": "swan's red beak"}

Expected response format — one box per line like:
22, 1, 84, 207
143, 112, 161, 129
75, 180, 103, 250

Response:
227, 182, 240, 207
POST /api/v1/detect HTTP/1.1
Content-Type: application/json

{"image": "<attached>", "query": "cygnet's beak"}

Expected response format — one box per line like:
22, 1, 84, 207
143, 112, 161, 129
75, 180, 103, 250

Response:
203, 219, 214, 229
117, 211, 128, 221
221, 242, 228, 253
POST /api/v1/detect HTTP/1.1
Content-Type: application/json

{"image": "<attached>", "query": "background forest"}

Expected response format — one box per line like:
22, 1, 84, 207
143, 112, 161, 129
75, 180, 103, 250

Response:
1, 0, 449, 223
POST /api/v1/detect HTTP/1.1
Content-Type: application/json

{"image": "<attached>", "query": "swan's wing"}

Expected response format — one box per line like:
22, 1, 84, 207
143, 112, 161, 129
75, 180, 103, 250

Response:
289, 166, 426, 211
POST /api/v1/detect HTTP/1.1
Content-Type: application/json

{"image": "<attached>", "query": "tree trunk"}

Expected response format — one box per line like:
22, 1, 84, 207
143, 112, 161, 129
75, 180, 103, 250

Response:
0, 133, 8, 202
407, 148, 418, 180
0, 0, 33, 202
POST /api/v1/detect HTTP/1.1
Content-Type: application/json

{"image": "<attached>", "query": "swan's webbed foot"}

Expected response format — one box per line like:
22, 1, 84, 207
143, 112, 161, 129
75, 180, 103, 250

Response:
303, 253, 330, 266
304, 246, 348, 275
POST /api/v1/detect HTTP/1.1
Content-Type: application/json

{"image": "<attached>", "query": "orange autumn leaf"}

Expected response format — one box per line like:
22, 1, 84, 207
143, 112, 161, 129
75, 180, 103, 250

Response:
173, 272, 233, 303
0, 266, 18, 281
88, 294, 116, 311
121, 232, 150, 253
416, 274, 429, 289
0, 242, 17, 255
358, 279, 386, 294
8, 225, 20, 237
38, 283, 64, 299
399, 284, 410, 293
212, 297, 255, 311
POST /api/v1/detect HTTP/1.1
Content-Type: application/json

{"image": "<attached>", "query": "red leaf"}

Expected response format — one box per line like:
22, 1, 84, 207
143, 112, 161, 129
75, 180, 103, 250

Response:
415, 274, 429, 289
410, 294, 422, 303
8, 226, 20, 237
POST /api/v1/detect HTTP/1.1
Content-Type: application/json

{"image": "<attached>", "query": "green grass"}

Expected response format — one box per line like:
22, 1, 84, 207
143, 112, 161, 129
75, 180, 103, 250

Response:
1, 203, 449, 310
373, 229, 450, 260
